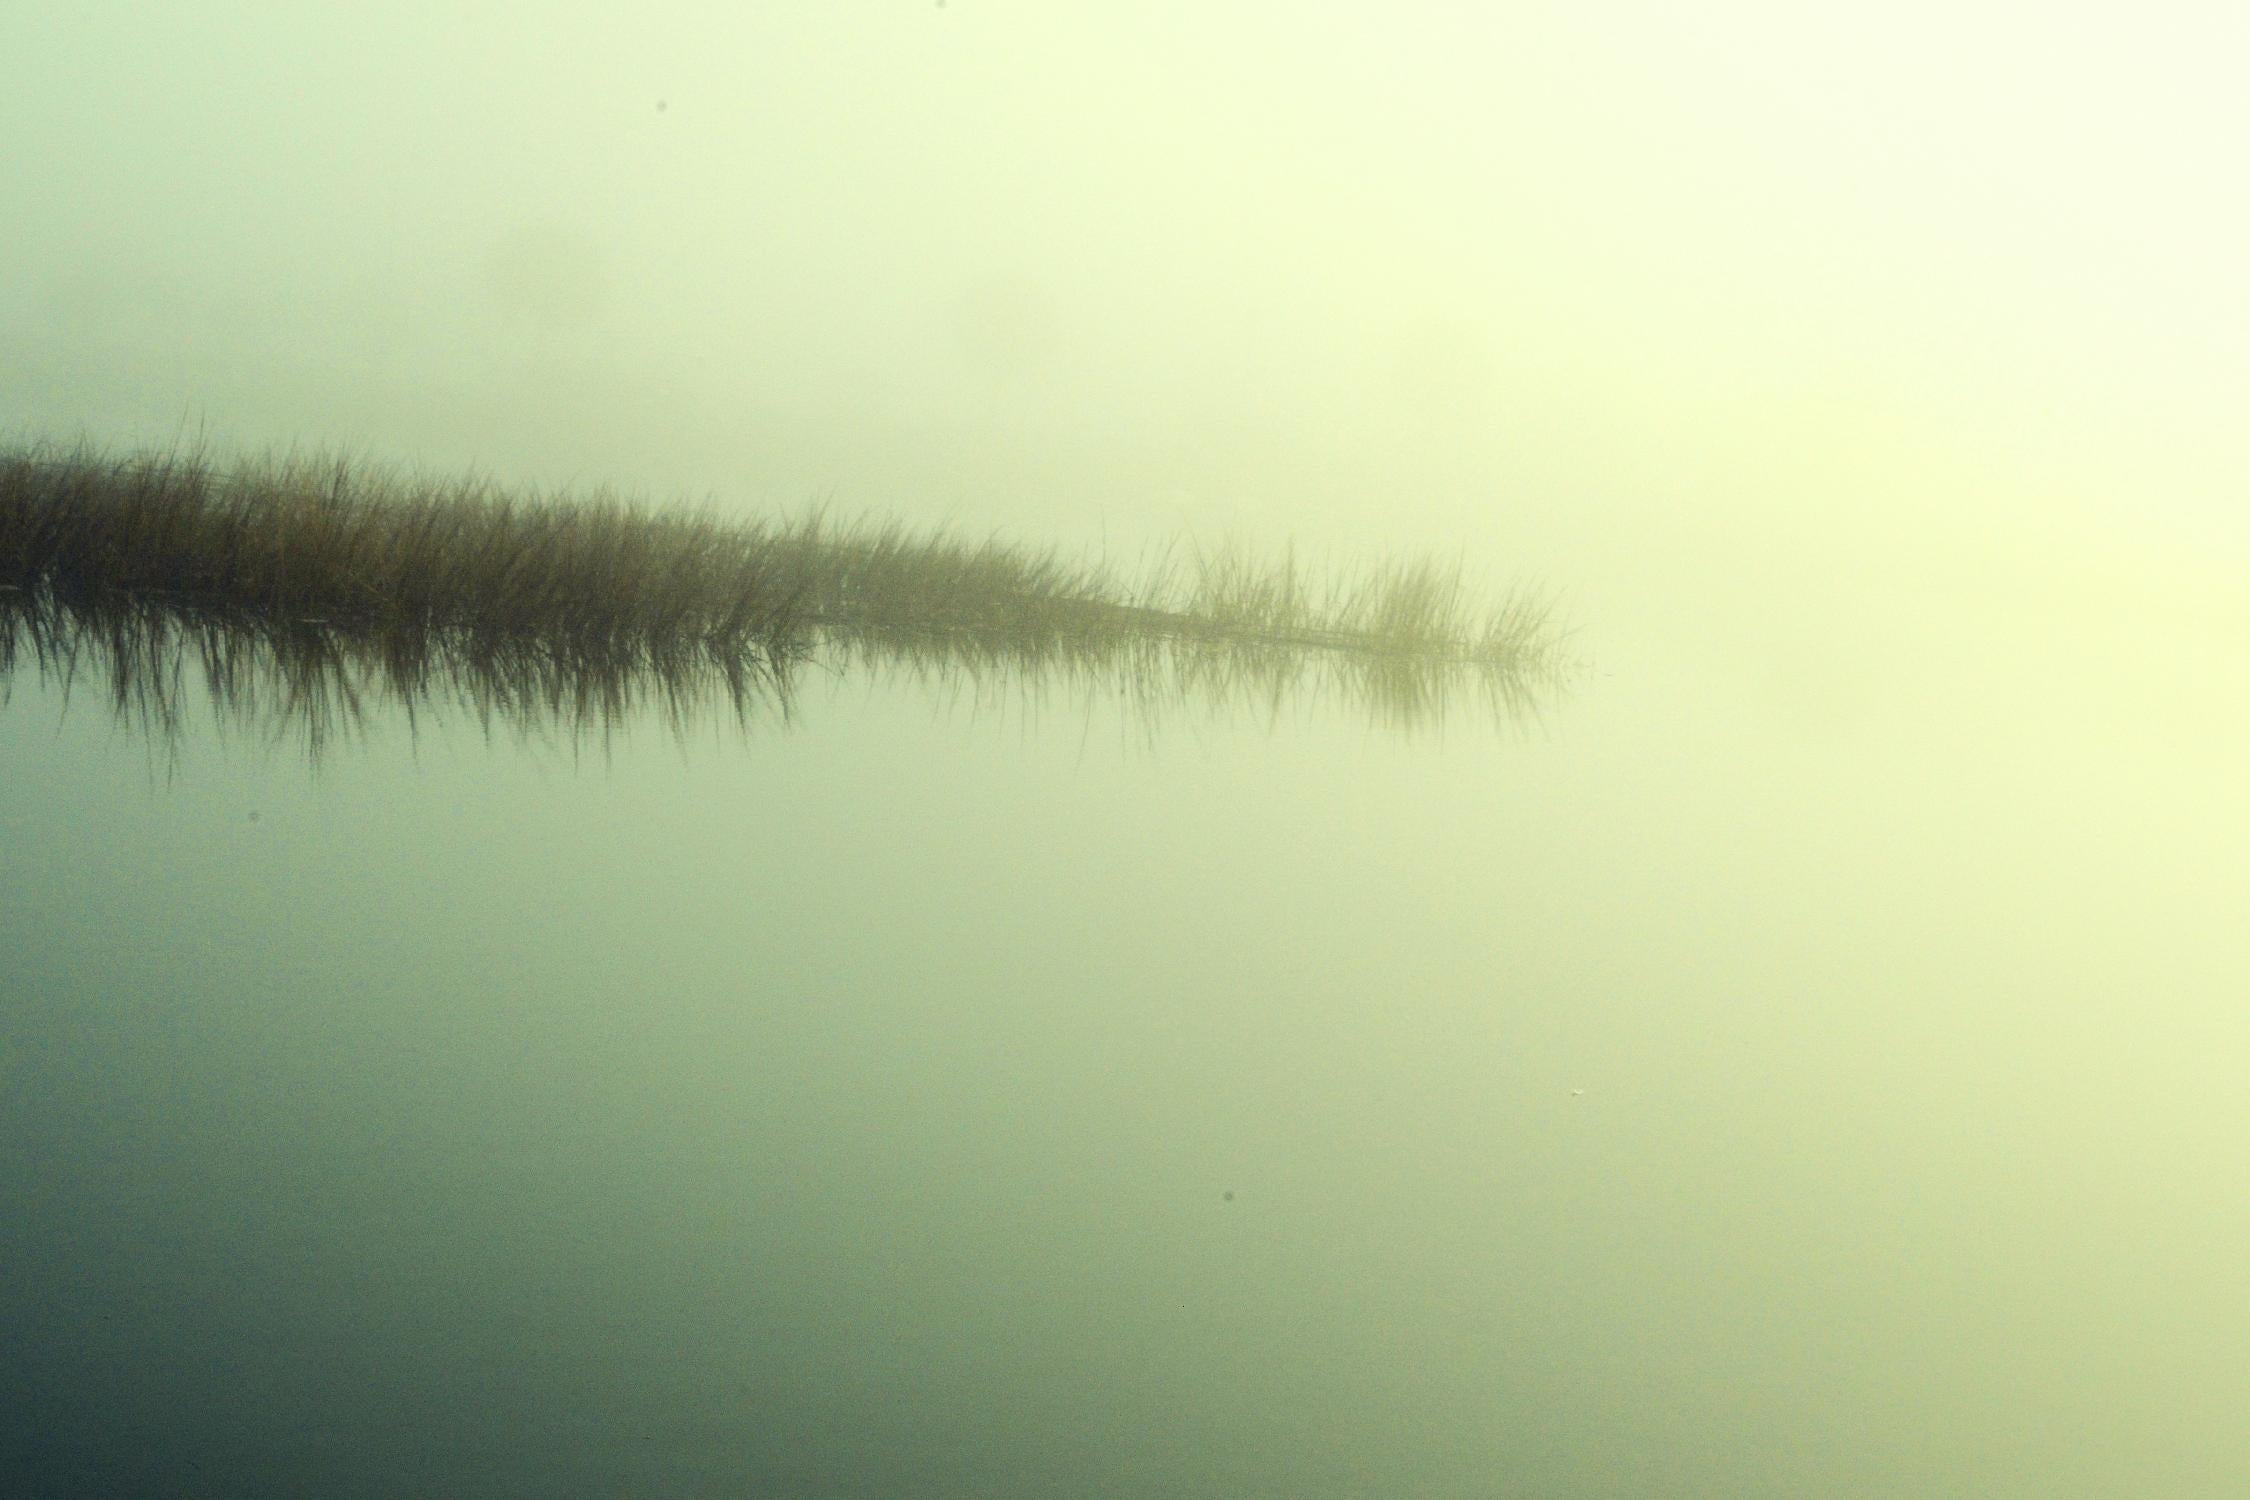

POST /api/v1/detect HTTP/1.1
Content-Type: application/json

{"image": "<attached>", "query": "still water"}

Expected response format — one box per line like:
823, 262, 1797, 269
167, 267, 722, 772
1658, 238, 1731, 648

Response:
5, 526, 2246, 1497
11, 1, 2250, 1491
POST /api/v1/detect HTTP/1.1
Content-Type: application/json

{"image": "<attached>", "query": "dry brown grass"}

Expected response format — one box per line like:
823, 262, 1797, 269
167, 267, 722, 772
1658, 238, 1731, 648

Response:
0, 439, 1571, 750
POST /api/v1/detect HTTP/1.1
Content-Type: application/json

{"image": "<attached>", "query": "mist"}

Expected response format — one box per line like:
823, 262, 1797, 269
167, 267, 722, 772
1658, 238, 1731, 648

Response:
7, 5, 2250, 1496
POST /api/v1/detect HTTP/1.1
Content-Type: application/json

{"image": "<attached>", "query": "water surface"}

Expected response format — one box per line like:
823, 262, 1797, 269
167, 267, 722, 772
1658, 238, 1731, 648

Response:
6, 534, 2247, 1496
8, 2, 2250, 1492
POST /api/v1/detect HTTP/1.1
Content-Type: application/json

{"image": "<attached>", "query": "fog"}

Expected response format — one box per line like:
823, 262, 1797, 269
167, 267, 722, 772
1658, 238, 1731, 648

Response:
7, 5, 2250, 1496
15, 3, 2244, 753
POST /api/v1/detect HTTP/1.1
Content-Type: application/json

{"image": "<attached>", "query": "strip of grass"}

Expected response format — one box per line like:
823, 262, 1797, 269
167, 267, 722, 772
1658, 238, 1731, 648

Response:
0, 440, 1570, 749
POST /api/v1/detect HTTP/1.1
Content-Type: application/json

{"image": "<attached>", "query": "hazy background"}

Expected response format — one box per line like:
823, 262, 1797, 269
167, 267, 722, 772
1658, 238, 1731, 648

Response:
6, 3, 2250, 1496
10, 4, 2250, 570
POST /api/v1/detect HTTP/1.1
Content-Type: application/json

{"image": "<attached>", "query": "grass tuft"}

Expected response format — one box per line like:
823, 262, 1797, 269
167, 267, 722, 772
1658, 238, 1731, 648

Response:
0, 439, 1572, 751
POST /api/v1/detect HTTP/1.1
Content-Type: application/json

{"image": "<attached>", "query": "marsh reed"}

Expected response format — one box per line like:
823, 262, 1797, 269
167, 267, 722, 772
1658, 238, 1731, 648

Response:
0, 440, 1569, 752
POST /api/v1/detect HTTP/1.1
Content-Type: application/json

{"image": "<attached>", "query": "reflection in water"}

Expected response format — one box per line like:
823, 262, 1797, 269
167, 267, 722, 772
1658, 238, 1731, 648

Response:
0, 443, 1572, 756
0, 582, 794, 759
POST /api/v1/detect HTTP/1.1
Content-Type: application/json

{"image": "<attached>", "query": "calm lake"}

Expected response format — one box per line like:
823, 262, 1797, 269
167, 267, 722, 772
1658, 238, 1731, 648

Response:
6, 514, 2246, 1496
8, 3, 2250, 1492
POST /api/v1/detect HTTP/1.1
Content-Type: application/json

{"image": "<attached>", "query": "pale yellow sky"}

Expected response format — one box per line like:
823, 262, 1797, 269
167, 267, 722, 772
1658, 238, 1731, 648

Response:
5, 2, 2244, 579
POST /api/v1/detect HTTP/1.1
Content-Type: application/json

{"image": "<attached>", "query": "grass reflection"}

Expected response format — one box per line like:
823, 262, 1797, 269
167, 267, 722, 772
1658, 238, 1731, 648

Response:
1, 441, 1572, 756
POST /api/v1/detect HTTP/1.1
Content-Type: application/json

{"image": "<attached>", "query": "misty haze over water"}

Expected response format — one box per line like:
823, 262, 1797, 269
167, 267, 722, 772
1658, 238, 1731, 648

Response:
7, 5, 2250, 1497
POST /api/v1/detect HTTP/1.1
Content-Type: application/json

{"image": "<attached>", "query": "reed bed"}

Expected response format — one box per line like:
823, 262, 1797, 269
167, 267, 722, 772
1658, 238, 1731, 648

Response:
0, 444, 803, 656
0, 440, 1569, 751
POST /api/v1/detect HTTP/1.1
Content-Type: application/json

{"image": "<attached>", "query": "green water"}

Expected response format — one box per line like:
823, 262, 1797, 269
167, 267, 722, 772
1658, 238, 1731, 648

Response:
9, 3, 2250, 1490
7, 554, 2248, 1495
